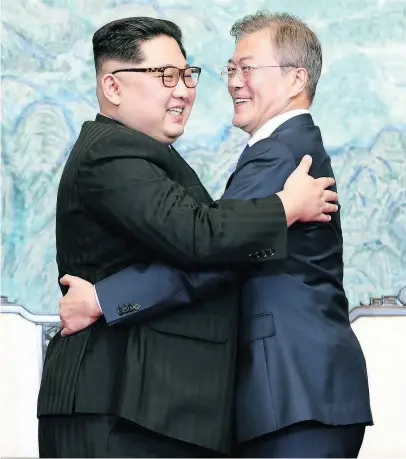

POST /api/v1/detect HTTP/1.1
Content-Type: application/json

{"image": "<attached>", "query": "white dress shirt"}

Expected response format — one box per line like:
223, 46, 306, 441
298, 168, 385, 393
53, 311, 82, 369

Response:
248, 109, 309, 147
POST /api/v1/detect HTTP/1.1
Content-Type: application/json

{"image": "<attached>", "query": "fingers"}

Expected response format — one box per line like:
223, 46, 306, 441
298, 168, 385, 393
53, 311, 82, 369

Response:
323, 190, 338, 202
297, 155, 313, 172
60, 327, 71, 337
322, 202, 338, 214
60, 274, 75, 286
311, 203, 338, 223
60, 315, 98, 337
60, 319, 79, 337
60, 326, 77, 337
315, 213, 332, 223
316, 176, 335, 189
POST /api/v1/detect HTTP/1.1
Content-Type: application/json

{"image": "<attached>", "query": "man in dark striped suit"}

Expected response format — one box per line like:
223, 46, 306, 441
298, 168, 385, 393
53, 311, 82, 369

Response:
38, 16, 338, 458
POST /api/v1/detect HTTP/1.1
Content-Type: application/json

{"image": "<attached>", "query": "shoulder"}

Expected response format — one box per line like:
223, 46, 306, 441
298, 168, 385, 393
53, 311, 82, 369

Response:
237, 137, 296, 170
79, 121, 169, 163
272, 123, 327, 164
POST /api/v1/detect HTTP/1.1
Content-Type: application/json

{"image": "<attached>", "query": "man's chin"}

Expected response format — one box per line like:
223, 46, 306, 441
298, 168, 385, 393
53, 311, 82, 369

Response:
232, 116, 248, 131
164, 126, 184, 142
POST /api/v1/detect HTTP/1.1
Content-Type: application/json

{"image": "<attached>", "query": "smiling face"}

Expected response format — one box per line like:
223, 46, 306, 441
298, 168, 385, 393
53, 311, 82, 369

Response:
228, 28, 300, 136
100, 34, 196, 144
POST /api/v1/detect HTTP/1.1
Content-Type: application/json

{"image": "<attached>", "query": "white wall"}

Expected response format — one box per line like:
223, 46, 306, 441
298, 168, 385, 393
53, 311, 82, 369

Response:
353, 316, 406, 458
0, 313, 42, 458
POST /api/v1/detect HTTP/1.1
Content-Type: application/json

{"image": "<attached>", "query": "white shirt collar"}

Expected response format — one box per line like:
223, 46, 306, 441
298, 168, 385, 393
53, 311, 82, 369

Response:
248, 109, 310, 147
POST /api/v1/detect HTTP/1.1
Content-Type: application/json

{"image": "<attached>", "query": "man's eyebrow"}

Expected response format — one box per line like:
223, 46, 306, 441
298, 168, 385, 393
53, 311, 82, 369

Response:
152, 63, 192, 68
152, 63, 174, 68
227, 55, 254, 64
240, 55, 254, 62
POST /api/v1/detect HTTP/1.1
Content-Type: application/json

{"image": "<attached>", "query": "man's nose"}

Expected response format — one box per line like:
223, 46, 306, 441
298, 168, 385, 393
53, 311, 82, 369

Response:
172, 76, 189, 97
228, 72, 245, 90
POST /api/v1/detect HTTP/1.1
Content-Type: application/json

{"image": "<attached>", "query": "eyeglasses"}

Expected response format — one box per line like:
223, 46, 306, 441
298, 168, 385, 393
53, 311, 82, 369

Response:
111, 66, 201, 88
221, 65, 297, 82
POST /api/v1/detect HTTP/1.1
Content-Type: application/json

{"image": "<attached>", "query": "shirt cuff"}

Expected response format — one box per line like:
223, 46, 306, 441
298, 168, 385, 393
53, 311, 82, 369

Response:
94, 285, 103, 313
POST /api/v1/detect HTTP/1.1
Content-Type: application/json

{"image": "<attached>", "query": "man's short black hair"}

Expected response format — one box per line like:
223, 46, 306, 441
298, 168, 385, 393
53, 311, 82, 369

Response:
92, 17, 187, 73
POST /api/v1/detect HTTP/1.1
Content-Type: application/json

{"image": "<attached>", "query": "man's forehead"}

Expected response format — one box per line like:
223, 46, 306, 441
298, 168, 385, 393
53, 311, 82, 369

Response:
229, 34, 274, 64
142, 61, 192, 69
140, 35, 185, 55
140, 48, 188, 68
228, 54, 255, 64
141, 61, 190, 67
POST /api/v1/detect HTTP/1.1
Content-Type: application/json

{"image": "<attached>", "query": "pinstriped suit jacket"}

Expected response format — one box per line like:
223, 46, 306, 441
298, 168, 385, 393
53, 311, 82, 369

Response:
37, 114, 287, 453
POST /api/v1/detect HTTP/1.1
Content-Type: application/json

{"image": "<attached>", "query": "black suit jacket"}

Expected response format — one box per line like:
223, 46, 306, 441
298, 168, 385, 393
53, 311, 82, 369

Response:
37, 114, 288, 452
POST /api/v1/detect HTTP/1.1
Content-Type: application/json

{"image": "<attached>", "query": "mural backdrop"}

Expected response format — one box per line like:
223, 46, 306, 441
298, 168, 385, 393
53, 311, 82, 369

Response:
1, 0, 406, 314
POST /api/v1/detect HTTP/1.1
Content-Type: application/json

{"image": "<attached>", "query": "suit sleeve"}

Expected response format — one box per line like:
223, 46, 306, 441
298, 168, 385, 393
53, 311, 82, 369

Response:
77, 129, 287, 266
97, 264, 238, 325
97, 138, 294, 326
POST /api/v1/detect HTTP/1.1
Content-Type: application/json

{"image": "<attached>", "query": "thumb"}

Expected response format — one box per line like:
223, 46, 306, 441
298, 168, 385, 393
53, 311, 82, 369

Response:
297, 155, 312, 173
60, 327, 72, 337
60, 274, 75, 286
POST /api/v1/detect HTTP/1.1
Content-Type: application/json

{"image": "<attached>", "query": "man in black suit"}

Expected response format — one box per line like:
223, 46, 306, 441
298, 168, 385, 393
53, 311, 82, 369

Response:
39, 16, 339, 458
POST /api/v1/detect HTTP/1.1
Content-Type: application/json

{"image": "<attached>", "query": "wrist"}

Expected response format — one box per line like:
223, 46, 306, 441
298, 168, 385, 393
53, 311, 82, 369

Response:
276, 190, 300, 227
92, 285, 103, 317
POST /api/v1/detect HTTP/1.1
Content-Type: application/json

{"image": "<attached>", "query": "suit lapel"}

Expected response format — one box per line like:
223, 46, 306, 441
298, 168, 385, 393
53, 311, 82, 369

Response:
224, 145, 250, 191
225, 172, 235, 191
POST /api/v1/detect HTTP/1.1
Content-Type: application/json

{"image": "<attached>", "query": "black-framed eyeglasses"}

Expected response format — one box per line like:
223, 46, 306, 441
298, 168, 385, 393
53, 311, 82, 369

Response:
111, 66, 201, 88
221, 65, 297, 82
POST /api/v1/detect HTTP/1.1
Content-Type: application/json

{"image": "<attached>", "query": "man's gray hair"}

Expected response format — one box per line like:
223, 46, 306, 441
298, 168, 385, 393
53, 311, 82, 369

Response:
230, 11, 322, 103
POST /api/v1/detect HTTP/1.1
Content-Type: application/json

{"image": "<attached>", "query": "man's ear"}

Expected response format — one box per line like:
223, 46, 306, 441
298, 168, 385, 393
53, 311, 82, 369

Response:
101, 74, 121, 106
287, 67, 308, 98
